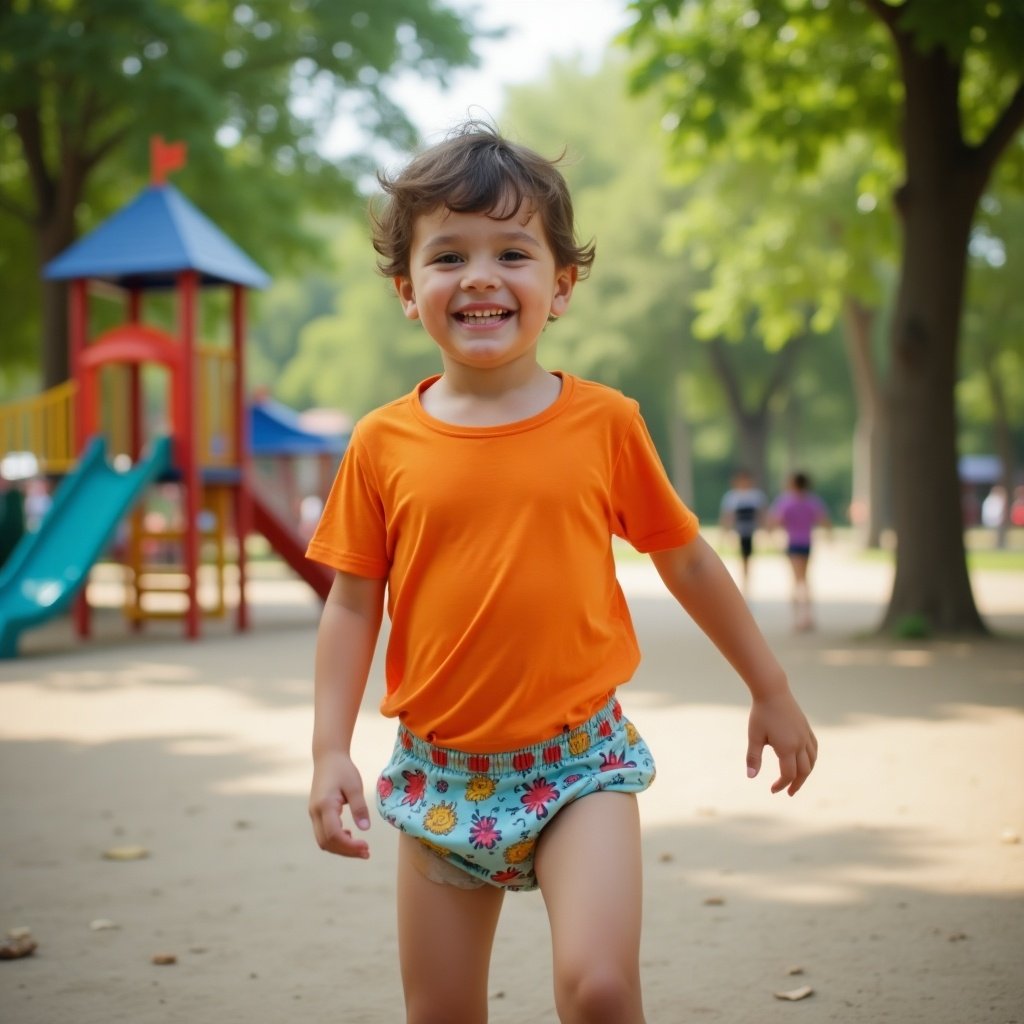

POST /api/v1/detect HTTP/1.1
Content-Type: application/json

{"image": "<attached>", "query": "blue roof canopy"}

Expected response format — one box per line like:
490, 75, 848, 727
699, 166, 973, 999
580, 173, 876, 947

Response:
250, 400, 349, 457
44, 184, 270, 290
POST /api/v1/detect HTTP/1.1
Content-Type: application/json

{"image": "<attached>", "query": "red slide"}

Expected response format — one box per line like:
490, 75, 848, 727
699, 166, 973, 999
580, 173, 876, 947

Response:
251, 492, 333, 601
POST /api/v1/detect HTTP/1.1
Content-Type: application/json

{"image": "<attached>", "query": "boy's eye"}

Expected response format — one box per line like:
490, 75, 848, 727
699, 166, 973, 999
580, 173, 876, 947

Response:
499, 250, 529, 261
433, 253, 463, 264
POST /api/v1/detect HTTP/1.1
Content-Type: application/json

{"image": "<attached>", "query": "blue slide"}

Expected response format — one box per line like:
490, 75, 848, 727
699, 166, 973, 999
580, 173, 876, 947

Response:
0, 435, 172, 658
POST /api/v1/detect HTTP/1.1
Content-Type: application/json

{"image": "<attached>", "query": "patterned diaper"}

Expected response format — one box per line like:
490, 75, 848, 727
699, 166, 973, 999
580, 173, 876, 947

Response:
375, 696, 656, 891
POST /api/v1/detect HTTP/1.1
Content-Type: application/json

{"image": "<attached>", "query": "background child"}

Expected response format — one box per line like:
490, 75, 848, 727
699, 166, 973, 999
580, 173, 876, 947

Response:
719, 467, 767, 593
769, 471, 832, 631
307, 122, 817, 1024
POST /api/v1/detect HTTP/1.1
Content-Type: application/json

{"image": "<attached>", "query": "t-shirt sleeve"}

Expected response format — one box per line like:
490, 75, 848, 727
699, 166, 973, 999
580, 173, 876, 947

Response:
305, 426, 390, 578
610, 408, 700, 553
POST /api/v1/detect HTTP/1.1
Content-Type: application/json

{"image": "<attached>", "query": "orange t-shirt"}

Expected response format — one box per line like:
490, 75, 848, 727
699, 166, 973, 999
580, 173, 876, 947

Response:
306, 373, 699, 752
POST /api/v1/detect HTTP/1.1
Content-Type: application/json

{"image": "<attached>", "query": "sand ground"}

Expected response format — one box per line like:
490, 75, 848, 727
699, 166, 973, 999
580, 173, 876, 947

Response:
1, 538, 1022, 1024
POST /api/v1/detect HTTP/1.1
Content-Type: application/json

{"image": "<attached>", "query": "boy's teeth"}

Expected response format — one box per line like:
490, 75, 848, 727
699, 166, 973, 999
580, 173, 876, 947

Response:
460, 309, 505, 319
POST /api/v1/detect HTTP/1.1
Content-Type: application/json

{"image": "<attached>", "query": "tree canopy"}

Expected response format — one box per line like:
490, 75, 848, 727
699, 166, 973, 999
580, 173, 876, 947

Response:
625, 0, 1024, 634
0, 0, 480, 387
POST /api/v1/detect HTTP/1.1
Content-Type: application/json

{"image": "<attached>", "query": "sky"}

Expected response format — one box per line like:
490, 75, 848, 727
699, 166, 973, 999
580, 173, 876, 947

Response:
326, 0, 633, 155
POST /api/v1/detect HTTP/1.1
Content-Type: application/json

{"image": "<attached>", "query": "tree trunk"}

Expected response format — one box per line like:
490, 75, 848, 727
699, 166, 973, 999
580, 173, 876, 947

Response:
16, 105, 84, 389
842, 297, 889, 548
36, 174, 81, 389
880, 44, 986, 634
707, 338, 767, 487
38, 276, 70, 388
666, 396, 695, 508
664, 332, 695, 506
706, 335, 802, 492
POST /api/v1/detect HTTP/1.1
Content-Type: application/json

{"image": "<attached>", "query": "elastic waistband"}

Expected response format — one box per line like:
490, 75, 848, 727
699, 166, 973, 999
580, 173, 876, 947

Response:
396, 695, 625, 774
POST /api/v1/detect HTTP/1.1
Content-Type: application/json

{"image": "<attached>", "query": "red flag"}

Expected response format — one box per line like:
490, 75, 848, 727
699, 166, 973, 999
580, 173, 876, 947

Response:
150, 136, 188, 184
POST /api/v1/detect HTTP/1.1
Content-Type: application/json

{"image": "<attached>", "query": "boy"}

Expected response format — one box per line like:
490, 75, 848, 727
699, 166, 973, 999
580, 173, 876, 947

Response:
307, 122, 817, 1024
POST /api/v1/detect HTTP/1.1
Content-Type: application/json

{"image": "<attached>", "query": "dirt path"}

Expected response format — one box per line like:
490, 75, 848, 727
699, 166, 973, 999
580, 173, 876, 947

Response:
1, 541, 1021, 1023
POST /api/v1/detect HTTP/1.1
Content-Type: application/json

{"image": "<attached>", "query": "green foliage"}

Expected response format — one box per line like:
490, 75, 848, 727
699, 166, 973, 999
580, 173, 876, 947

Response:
623, 0, 1024, 332
0, 210, 40, 374
663, 131, 900, 350
958, 170, 1024, 463
0, 0, 479, 380
626, 0, 900, 166
247, 268, 338, 393
273, 219, 438, 417
627, 0, 1024, 633
892, 614, 932, 640
624, 0, 906, 356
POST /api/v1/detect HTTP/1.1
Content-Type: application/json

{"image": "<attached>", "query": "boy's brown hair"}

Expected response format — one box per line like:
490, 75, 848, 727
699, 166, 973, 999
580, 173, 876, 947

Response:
370, 121, 596, 280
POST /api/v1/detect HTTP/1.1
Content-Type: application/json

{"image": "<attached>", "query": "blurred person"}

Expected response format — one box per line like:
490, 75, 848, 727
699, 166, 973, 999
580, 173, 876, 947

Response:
1011, 485, 1024, 528
769, 471, 832, 632
981, 485, 1007, 530
719, 468, 767, 594
23, 478, 52, 532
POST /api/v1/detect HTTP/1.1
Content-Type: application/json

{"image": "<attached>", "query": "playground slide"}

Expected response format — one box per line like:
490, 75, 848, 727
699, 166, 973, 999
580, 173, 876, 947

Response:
0, 435, 173, 658
251, 492, 333, 601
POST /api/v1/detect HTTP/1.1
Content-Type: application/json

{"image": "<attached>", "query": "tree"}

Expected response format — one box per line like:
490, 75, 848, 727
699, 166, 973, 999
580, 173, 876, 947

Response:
651, 127, 898, 536
626, 0, 1024, 634
274, 218, 439, 418
0, 0, 479, 389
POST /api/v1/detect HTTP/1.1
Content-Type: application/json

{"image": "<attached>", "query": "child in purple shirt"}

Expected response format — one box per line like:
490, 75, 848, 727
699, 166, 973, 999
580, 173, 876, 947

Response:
770, 472, 831, 630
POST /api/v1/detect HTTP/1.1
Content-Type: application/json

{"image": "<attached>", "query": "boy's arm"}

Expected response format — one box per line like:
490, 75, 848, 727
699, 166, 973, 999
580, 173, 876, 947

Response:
648, 536, 817, 795
309, 570, 386, 858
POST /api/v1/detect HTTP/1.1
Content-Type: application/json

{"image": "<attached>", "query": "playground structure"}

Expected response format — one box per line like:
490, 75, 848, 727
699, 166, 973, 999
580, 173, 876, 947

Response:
0, 141, 341, 657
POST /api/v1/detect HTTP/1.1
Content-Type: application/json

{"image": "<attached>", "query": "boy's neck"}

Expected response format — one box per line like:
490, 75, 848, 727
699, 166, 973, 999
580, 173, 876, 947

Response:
421, 358, 562, 427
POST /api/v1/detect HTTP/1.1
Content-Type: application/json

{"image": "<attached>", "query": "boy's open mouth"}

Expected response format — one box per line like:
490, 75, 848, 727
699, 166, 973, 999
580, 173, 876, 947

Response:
454, 308, 513, 325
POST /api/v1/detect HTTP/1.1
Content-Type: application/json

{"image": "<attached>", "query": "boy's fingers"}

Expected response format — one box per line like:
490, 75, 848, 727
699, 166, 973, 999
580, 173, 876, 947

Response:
787, 749, 815, 795
771, 752, 797, 793
309, 788, 370, 853
331, 827, 371, 858
745, 742, 763, 779
313, 806, 370, 858
310, 801, 341, 847
347, 791, 372, 831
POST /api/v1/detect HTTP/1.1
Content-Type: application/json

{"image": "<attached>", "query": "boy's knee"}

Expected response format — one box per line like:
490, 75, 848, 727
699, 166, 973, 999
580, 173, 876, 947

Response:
555, 962, 643, 1023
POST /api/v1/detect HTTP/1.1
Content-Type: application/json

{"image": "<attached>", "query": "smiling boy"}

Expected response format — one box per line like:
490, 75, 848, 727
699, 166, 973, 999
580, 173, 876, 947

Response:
306, 122, 817, 1024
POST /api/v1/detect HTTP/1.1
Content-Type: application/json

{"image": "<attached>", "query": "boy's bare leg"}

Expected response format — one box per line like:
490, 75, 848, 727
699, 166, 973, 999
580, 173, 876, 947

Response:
536, 792, 646, 1024
397, 833, 505, 1024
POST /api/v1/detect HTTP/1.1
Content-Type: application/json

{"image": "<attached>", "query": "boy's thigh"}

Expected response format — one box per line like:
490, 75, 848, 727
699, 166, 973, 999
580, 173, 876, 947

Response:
397, 833, 505, 1015
535, 791, 644, 958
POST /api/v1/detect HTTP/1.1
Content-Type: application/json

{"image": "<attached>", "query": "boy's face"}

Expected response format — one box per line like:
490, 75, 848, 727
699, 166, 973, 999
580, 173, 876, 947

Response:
394, 205, 576, 374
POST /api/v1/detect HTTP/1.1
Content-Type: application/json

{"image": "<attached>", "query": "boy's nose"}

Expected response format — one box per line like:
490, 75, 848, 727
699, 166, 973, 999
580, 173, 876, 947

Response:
459, 261, 500, 291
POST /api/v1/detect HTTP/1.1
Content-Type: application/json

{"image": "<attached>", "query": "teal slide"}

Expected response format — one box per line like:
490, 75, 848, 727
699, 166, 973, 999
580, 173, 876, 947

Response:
0, 435, 172, 658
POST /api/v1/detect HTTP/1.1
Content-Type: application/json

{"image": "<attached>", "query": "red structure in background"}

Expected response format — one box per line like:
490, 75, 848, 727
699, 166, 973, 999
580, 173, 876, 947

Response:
45, 138, 272, 641
150, 136, 188, 185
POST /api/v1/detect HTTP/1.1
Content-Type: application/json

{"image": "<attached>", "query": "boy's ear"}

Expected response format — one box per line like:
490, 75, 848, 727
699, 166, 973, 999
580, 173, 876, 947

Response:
394, 276, 419, 320
550, 265, 578, 319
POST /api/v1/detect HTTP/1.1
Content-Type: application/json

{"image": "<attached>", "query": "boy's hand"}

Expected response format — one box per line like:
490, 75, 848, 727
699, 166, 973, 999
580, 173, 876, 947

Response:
309, 751, 372, 858
746, 691, 818, 796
